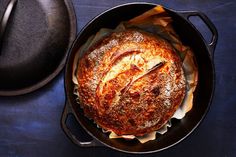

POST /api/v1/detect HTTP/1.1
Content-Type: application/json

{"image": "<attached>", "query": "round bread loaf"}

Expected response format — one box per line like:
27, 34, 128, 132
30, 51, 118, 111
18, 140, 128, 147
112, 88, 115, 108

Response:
76, 29, 186, 136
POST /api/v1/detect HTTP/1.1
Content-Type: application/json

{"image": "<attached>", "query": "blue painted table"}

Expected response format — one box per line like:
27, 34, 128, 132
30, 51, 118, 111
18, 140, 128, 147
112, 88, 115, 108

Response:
0, 0, 235, 156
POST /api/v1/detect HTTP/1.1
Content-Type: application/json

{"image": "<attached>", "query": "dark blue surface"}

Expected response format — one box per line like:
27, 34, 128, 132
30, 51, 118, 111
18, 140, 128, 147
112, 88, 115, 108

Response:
0, 0, 236, 156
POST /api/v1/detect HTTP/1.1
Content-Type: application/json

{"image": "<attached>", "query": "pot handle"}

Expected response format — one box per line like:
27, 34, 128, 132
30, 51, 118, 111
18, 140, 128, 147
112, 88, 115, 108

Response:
61, 101, 101, 147
0, 0, 18, 54
177, 10, 218, 58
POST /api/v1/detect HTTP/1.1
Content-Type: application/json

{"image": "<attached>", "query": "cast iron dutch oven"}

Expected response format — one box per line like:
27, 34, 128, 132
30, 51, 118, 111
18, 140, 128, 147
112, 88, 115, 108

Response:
62, 2, 218, 154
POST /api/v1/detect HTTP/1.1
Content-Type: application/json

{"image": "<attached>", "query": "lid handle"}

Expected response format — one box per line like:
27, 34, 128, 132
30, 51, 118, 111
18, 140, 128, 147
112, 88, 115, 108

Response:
0, 0, 18, 55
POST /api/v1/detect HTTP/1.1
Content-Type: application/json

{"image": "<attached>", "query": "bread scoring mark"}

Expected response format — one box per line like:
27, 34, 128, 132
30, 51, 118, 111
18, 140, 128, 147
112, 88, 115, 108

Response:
99, 57, 165, 109
103, 54, 164, 85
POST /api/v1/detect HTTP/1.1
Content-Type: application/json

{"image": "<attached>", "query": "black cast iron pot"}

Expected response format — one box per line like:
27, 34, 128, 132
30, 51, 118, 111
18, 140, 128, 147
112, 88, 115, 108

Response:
61, 2, 218, 154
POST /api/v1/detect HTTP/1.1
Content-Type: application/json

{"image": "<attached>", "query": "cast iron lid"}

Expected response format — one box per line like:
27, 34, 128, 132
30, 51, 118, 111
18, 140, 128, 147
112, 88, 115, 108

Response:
0, 0, 77, 96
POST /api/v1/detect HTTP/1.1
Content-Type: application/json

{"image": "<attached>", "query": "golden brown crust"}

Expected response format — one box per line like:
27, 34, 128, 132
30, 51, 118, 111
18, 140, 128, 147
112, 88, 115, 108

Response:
76, 29, 186, 136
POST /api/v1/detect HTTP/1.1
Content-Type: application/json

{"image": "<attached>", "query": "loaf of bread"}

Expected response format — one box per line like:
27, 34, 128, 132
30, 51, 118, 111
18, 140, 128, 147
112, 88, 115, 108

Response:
76, 29, 186, 136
